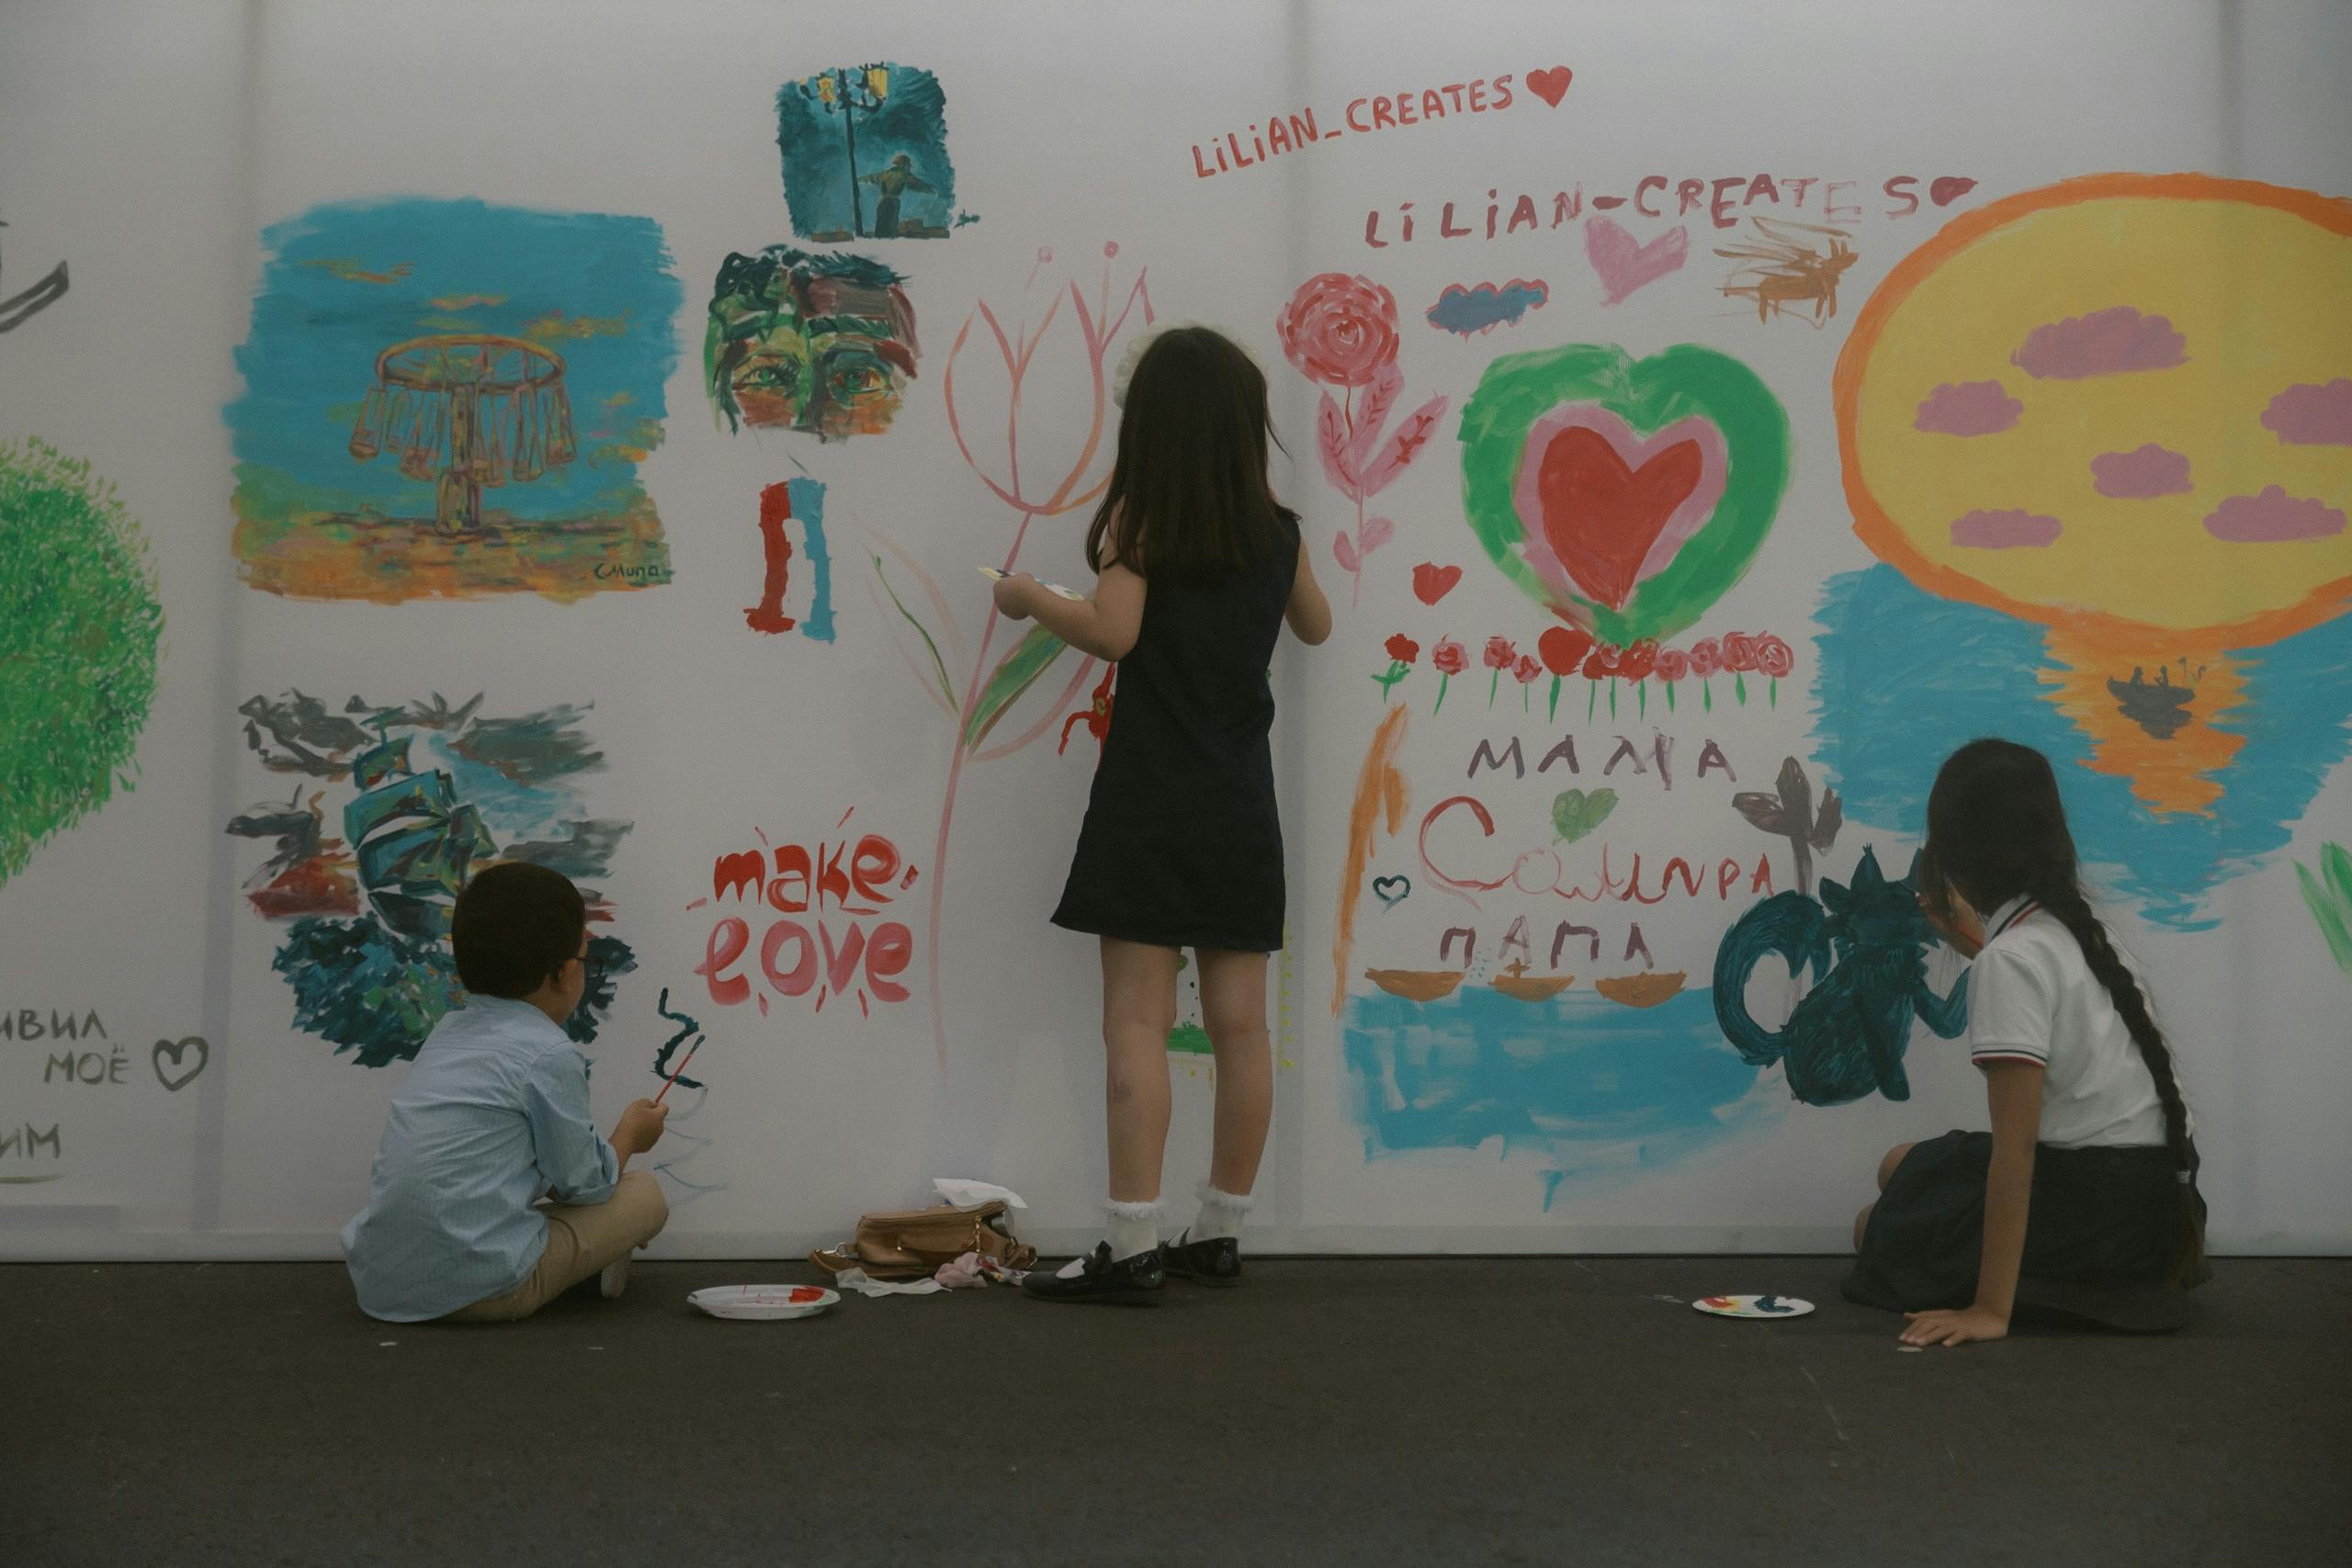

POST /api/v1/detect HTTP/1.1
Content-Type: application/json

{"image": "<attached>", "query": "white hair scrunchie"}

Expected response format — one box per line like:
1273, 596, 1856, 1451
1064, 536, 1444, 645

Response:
1112, 321, 1266, 409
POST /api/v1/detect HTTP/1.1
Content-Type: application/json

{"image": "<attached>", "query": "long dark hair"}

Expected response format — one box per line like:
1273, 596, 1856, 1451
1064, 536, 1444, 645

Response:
1922, 738, 2208, 1288
1085, 326, 1287, 578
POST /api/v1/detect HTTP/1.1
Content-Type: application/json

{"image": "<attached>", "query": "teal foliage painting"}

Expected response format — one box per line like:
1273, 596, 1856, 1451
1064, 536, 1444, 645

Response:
0, 439, 163, 889
227, 690, 636, 1066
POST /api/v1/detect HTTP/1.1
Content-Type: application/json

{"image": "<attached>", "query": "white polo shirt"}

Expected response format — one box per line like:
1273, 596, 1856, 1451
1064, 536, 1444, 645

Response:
1965, 895, 2176, 1148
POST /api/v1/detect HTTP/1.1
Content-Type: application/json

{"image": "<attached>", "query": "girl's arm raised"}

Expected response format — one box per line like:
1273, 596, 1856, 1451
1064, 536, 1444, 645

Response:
994, 564, 1146, 662
1903, 1061, 2043, 1347
1285, 533, 1332, 647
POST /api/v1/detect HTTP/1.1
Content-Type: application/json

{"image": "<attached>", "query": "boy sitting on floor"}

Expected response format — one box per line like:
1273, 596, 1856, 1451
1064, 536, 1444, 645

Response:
342, 861, 670, 1324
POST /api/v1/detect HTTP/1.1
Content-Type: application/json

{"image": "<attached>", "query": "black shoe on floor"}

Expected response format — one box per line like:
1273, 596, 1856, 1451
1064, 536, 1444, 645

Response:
1159, 1230, 1242, 1287
1020, 1243, 1165, 1306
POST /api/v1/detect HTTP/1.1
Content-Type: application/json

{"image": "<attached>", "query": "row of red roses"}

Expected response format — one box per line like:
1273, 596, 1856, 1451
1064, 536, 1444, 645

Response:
1376, 626, 1797, 719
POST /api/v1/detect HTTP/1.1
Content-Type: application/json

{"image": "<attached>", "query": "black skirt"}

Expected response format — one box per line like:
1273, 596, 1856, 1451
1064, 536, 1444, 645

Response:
1845, 1130, 2193, 1314
1050, 516, 1299, 955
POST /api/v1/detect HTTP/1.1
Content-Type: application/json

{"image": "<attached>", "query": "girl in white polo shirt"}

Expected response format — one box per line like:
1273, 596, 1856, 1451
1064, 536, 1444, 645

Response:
1847, 738, 2209, 1344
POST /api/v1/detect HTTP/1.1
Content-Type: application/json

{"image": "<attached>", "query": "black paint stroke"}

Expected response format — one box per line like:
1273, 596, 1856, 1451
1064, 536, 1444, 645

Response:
652, 986, 706, 1091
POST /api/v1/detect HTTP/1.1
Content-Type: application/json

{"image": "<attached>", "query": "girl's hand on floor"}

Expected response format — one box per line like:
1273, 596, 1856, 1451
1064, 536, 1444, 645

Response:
1901, 1304, 2010, 1346
992, 574, 1035, 621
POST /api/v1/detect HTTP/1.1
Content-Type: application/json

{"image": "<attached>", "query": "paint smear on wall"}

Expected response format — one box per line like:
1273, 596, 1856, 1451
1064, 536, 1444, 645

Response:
2011, 304, 2188, 378
1426, 279, 1548, 336
776, 64, 967, 241
748, 477, 836, 640
2297, 842, 2352, 976
2091, 444, 2194, 499
1913, 380, 2021, 436
2203, 486, 2345, 543
2262, 379, 2352, 446
1342, 985, 1778, 1204
0, 440, 162, 890
1811, 564, 2352, 930
226, 197, 679, 604
1951, 508, 2062, 549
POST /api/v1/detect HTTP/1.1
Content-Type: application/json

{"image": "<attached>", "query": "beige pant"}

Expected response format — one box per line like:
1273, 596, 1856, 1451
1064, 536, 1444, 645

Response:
446, 1169, 670, 1323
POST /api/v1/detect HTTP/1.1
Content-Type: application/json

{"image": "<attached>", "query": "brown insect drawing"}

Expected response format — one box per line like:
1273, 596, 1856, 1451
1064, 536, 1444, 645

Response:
1717, 219, 1857, 325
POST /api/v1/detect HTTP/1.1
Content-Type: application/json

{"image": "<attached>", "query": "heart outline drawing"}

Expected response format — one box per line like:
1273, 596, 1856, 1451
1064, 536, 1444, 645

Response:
1371, 874, 1412, 908
1526, 66, 1573, 107
153, 1036, 209, 1091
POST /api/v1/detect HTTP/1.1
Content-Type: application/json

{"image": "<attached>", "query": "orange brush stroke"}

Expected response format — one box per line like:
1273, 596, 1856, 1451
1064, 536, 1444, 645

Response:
1333, 705, 1410, 1014
1594, 971, 1687, 1008
1832, 172, 2352, 652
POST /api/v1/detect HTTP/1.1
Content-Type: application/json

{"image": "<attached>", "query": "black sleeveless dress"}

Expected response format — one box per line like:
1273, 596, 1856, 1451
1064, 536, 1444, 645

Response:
1051, 513, 1300, 953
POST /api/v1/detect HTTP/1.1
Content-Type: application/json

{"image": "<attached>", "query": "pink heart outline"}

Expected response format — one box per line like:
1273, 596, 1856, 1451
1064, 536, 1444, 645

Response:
1511, 406, 1728, 609
1585, 218, 1690, 306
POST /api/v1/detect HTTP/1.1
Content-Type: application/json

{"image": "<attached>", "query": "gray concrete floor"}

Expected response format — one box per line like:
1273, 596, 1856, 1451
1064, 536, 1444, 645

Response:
4, 1257, 2346, 1566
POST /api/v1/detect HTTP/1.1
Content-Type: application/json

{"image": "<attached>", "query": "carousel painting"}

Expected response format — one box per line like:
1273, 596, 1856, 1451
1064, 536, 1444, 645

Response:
225, 197, 681, 604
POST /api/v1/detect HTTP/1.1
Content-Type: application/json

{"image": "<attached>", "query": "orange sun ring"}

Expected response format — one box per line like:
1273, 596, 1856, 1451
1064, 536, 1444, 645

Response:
1831, 172, 2352, 651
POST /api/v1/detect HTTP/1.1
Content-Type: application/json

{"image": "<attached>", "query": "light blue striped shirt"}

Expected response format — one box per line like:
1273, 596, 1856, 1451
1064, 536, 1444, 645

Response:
341, 995, 618, 1322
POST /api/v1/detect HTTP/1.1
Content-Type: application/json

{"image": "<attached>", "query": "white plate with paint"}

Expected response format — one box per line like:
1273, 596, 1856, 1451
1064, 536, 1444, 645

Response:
688, 1284, 839, 1321
1691, 1293, 1815, 1319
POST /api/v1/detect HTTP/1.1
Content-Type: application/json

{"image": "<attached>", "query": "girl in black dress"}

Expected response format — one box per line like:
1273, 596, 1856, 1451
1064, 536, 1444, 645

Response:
1849, 739, 2209, 1343
990, 326, 1331, 1305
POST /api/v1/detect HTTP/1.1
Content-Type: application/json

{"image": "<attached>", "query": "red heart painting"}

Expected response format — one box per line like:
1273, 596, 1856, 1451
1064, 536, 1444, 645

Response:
1535, 426, 1702, 610
1412, 562, 1463, 604
1526, 67, 1573, 107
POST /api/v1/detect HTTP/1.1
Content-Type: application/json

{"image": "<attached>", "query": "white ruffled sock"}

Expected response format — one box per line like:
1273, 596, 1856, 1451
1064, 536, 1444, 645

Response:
1059, 1198, 1160, 1275
1192, 1185, 1253, 1243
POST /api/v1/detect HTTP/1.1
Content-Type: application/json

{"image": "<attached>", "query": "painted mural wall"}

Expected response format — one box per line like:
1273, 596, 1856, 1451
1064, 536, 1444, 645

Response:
1, 0, 2346, 1257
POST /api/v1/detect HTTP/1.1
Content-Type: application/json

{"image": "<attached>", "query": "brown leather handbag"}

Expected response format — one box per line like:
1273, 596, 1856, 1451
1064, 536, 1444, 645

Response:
808, 1200, 1036, 1280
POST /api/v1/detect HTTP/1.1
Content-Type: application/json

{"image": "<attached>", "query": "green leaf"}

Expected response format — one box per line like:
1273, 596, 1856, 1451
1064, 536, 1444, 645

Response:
2300, 844, 2352, 975
872, 554, 956, 713
965, 624, 1069, 749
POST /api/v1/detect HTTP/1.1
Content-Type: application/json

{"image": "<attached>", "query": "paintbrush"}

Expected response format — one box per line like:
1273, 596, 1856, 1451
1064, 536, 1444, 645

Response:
652, 1036, 704, 1105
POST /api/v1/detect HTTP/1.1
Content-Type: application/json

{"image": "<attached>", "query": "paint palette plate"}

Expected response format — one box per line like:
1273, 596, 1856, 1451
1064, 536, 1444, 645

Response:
1692, 1293, 1815, 1319
688, 1284, 839, 1322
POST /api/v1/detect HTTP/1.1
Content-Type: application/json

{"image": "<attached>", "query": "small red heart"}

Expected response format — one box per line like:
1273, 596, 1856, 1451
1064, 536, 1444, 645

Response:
1929, 175, 1978, 207
1526, 66, 1573, 107
1412, 562, 1463, 604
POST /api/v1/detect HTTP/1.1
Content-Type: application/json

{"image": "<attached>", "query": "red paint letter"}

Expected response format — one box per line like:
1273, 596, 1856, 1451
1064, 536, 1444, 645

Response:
1710, 176, 1745, 229
699, 918, 751, 1006
762, 919, 817, 996
866, 921, 915, 1003
851, 834, 901, 906
820, 921, 867, 998
1634, 175, 1668, 217
1883, 175, 1918, 217
768, 845, 811, 913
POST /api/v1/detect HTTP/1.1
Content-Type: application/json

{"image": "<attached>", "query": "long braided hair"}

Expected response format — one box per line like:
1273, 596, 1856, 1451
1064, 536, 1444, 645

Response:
1921, 739, 2209, 1289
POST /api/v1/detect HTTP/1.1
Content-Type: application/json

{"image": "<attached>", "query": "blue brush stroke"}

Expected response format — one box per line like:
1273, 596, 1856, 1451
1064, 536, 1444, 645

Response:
228, 197, 681, 521
420, 732, 573, 840
787, 475, 836, 643
1812, 566, 2352, 930
1425, 280, 1548, 337
1342, 985, 1777, 1205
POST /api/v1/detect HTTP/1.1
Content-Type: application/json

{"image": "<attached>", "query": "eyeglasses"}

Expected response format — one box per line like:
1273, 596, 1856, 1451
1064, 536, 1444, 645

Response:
575, 953, 605, 990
